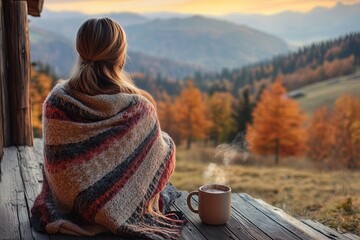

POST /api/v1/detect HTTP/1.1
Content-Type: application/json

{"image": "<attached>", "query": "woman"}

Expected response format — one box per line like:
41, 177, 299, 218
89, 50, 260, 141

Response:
31, 18, 185, 240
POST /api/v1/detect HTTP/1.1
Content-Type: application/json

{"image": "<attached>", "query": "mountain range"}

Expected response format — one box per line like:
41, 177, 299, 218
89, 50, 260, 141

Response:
30, 26, 202, 79
28, 2, 359, 78
29, 15, 289, 77
221, 2, 360, 45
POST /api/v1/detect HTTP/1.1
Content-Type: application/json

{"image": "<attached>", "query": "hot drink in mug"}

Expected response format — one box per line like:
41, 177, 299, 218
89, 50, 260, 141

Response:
187, 184, 231, 225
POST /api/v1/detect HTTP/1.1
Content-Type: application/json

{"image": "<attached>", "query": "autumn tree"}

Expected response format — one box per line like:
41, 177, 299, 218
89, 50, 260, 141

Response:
30, 66, 55, 137
157, 92, 181, 144
332, 95, 360, 169
207, 92, 235, 145
307, 107, 337, 167
173, 80, 211, 149
246, 77, 307, 164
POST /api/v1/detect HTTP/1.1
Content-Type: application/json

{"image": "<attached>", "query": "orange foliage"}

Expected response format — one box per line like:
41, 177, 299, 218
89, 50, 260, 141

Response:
332, 95, 360, 169
246, 77, 307, 163
157, 92, 181, 143
173, 80, 212, 149
307, 95, 360, 169
30, 68, 54, 137
307, 107, 337, 166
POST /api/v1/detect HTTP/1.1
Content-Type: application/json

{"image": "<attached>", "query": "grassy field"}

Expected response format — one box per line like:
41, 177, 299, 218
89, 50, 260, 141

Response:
294, 70, 360, 114
171, 145, 360, 236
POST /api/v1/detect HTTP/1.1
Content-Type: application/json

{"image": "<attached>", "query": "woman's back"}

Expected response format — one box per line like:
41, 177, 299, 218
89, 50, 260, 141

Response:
31, 18, 184, 240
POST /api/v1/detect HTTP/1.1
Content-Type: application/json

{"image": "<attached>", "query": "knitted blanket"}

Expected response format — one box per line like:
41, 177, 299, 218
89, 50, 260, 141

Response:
31, 83, 185, 239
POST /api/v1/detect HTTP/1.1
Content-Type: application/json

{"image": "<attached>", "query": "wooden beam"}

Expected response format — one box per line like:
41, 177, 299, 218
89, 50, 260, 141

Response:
3, 0, 33, 146
26, 0, 44, 17
0, 0, 11, 149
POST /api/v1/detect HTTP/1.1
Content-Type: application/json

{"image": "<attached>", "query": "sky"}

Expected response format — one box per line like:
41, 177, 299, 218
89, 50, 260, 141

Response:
45, 0, 360, 15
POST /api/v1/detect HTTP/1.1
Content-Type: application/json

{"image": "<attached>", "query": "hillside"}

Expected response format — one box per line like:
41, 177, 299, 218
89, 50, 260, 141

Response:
29, 26, 200, 78
125, 16, 290, 70
30, 14, 290, 72
29, 10, 148, 41
222, 2, 360, 45
293, 70, 360, 114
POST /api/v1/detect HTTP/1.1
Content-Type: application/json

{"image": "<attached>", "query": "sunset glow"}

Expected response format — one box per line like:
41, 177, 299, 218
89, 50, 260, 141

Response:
45, 0, 360, 15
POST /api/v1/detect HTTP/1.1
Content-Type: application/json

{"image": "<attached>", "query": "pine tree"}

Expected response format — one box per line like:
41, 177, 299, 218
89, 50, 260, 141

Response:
246, 77, 307, 164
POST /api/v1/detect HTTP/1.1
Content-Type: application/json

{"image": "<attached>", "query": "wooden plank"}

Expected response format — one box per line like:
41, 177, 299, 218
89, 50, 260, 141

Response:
301, 219, 352, 240
0, 147, 22, 239
230, 195, 273, 240
343, 233, 360, 240
26, 0, 44, 17
18, 140, 45, 213
240, 193, 330, 239
4, 0, 33, 146
232, 194, 301, 239
187, 191, 271, 240
174, 191, 239, 240
169, 200, 207, 240
17, 190, 35, 240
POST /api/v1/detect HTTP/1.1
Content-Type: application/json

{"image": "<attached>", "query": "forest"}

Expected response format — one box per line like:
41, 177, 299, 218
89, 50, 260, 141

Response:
31, 33, 360, 170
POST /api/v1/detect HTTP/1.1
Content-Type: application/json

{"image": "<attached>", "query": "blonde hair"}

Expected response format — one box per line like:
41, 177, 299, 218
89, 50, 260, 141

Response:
68, 18, 155, 105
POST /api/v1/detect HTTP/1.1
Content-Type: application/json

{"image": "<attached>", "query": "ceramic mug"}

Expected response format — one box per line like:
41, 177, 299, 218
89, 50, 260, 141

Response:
187, 184, 231, 225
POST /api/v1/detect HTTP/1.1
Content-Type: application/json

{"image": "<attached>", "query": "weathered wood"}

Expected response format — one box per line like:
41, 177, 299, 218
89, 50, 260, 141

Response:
4, 140, 360, 240
232, 194, 301, 239
301, 219, 352, 240
343, 233, 360, 240
240, 193, 329, 239
0, 0, 11, 149
18, 140, 44, 211
230, 196, 273, 240
174, 191, 239, 240
0, 0, 4, 153
17, 190, 35, 240
3, 0, 33, 146
171, 193, 207, 240
0, 147, 24, 239
26, 0, 44, 16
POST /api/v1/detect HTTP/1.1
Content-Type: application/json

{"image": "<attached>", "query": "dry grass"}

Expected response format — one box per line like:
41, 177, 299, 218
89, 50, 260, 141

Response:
295, 70, 360, 114
171, 145, 360, 236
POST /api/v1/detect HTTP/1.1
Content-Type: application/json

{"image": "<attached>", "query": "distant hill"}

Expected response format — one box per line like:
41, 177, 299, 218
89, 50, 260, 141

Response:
30, 14, 290, 75
29, 26, 201, 79
187, 33, 360, 99
125, 16, 290, 70
293, 70, 360, 114
221, 2, 360, 46
29, 9, 148, 41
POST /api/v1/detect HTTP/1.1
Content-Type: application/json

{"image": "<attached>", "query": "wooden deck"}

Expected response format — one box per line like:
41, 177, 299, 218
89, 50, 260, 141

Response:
1, 139, 359, 240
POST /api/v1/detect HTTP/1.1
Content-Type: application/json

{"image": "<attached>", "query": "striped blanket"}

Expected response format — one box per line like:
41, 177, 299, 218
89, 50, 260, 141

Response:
31, 83, 185, 239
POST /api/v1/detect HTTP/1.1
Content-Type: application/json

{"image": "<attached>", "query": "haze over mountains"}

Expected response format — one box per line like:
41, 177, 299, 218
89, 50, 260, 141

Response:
28, 2, 359, 78
30, 27, 202, 79
29, 14, 289, 77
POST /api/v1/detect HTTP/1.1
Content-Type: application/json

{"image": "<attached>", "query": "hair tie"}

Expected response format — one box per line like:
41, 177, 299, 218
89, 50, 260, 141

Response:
84, 59, 94, 66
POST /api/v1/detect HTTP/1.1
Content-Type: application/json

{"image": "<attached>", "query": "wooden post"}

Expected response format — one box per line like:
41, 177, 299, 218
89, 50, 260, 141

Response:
0, 0, 4, 154
3, 0, 33, 146
0, 0, 11, 151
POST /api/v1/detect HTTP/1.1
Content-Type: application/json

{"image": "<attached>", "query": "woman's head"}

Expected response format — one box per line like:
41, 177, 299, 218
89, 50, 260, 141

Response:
69, 18, 139, 95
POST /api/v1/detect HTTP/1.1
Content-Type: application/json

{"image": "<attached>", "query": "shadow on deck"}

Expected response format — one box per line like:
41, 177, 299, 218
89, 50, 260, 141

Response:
0, 139, 359, 240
